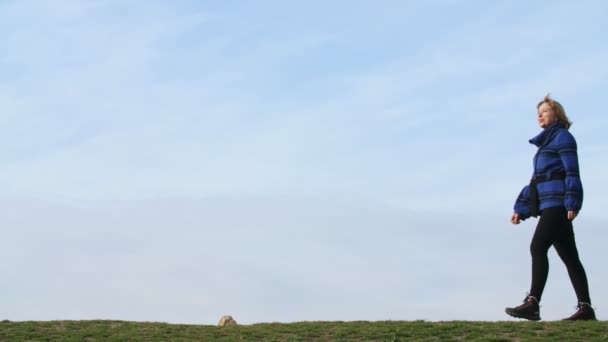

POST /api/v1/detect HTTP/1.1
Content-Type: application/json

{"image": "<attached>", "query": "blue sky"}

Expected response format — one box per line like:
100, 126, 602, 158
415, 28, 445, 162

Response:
1, 1, 608, 324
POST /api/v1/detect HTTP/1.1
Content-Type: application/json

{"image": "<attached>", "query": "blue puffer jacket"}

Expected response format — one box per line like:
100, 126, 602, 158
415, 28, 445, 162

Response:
514, 122, 583, 220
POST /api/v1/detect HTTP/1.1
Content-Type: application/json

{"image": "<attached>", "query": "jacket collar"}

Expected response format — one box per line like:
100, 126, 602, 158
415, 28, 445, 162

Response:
529, 122, 564, 147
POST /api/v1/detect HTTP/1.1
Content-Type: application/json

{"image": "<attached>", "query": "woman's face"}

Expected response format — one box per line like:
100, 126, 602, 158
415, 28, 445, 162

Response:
537, 102, 556, 128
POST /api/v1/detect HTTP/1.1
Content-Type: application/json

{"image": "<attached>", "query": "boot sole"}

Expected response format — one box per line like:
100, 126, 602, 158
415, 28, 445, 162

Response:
562, 315, 597, 321
505, 308, 541, 321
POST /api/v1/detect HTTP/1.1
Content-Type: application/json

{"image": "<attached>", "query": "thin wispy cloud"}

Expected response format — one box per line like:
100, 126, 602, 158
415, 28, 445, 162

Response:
1, 0, 607, 323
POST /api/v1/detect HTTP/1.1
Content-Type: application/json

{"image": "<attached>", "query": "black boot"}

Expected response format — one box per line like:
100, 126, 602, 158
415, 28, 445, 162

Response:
563, 302, 597, 321
505, 295, 541, 321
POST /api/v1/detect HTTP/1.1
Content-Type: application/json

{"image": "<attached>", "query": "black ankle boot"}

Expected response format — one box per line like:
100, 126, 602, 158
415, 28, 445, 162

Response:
563, 302, 597, 321
505, 295, 541, 321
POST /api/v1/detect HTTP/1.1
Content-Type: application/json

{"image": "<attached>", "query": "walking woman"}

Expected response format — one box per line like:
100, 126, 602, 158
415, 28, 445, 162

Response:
505, 95, 596, 321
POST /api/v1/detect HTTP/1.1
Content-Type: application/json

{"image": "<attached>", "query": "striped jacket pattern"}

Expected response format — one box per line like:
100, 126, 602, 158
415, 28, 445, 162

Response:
514, 122, 583, 220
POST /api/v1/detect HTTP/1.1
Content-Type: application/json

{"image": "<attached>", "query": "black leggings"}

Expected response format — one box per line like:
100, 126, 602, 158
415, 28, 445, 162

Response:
529, 206, 591, 303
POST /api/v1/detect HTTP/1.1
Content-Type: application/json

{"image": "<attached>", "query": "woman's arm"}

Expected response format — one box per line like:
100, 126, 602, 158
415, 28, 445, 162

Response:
555, 131, 584, 213
514, 185, 532, 221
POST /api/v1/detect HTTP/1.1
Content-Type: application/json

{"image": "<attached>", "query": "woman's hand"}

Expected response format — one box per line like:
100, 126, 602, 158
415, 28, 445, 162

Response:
568, 210, 578, 221
511, 212, 521, 225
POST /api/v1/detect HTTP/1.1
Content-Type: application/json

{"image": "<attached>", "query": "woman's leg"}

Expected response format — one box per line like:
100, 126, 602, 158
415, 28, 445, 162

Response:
529, 207, 563, 301
552, 213, 591, 303
505, 207, 561, 320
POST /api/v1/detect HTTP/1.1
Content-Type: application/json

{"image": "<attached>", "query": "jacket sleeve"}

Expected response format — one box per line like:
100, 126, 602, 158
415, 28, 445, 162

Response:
514, 185, 532, 220
555, 131, 584, 212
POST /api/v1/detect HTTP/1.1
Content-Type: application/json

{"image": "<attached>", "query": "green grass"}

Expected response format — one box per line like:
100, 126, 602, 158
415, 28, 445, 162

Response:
1, 320, 607, 341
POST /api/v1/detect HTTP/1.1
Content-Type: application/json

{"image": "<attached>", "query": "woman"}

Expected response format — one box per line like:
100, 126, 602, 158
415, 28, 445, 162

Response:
505, 95, 596, 321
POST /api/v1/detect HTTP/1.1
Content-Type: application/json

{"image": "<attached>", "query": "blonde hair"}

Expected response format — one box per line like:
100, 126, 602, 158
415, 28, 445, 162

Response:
537, 94, 572, 129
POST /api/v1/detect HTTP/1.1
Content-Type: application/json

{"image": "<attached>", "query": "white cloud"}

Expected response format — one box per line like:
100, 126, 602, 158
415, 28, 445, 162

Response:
1, 197, 605, 323
2, 1, 608, 323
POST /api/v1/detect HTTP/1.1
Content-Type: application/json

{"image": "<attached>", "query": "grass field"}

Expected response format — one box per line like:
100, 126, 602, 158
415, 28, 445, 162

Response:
1, 319, 607, 341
